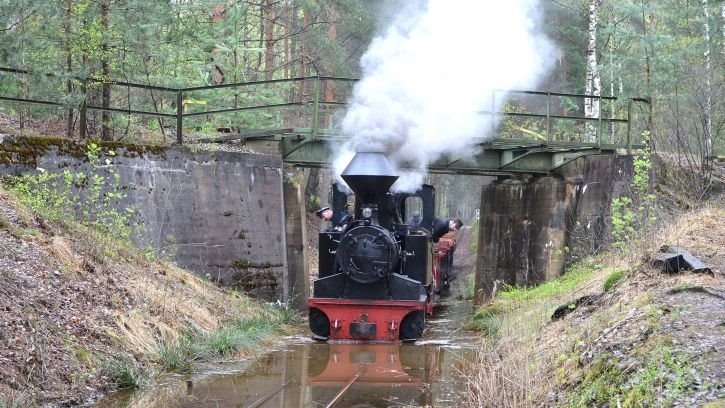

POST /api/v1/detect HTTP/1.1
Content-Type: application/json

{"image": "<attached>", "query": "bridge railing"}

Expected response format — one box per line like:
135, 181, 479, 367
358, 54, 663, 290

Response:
0, 67, 357, 143
485, 90, 650, 153
0, 67, 648, 151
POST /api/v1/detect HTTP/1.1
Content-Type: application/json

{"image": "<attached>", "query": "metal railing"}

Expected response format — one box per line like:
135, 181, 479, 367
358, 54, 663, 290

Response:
0, 67, 649, 152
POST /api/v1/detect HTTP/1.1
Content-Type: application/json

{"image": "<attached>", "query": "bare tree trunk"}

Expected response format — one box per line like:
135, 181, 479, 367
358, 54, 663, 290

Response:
283, 5, 289, 79
233, 4, 240, 133
702, 0, 713, 162
81, 51, 89, 139
65, 0, 74, 138
101, 0, 112, 141
555, 8, 568, 87
264, 0, 275, 81
255, 3, 264, 80
642, 2, 656, 137
609, 51, 615, 138
19, 6, 26, 131
584, 0, 602, 142
297, 8, 309, 103
609, 8, 616, 139
323, 3, 337, 128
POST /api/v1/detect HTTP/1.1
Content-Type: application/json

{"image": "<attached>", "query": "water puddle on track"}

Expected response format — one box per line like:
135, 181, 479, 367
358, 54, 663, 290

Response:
100, 298, 477, 408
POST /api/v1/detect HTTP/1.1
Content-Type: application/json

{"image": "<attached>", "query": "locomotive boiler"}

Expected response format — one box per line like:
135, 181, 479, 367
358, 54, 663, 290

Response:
308, 152, 443, 341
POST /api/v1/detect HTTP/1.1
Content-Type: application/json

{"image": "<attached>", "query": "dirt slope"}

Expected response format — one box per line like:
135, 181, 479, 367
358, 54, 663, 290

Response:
0, 189, 276, 406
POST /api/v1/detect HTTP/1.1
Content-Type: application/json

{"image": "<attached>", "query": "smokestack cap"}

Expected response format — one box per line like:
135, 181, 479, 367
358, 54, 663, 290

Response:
341, 152, 398, 204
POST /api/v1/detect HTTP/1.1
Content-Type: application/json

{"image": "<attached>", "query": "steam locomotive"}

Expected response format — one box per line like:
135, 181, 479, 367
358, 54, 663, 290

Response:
307, 152, 457, 341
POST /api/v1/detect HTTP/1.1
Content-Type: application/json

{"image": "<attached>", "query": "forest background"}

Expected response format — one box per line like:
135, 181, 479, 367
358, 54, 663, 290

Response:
0, 0, 722, 205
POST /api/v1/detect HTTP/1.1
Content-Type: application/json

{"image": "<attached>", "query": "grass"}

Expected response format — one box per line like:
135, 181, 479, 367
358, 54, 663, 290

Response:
496, 259, 600, 304
102, 357, 152, 390
470, 303, 508, 337
469, 258, 608, 341
464, 256, 631, 405
0, 213, 9, 230
154, 303, 297, 373
460, 201, 724, 406
569, 339, 693, 407
0, 391, 35, 408
464, 273, 475, 300
0, 183, 299, 401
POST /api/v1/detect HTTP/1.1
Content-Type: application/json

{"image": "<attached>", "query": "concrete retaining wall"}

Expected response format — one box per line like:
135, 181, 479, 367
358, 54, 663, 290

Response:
0, 136, 289, 300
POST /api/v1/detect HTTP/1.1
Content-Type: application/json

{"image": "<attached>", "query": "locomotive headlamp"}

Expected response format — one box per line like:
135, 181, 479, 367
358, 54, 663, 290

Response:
362, 207, 373, 218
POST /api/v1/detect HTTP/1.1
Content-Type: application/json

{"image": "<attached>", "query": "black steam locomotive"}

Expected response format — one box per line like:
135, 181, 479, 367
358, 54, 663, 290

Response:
307, 152, 447, 341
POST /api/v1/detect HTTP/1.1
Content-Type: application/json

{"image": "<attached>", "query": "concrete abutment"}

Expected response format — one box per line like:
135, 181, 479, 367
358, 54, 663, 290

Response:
473, 155, 634, 304
0, 136, 307, 305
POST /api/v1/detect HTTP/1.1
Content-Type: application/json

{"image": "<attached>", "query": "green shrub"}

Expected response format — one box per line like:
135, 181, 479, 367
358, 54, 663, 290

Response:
603, 270, 628, 292
4, 141, 137, 240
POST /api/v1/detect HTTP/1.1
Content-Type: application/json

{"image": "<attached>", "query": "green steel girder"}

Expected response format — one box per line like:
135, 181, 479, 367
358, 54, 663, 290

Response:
268, 128, 643, 175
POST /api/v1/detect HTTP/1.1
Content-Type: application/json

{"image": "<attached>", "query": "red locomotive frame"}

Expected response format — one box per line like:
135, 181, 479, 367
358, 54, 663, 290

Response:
307, 298, 429, 341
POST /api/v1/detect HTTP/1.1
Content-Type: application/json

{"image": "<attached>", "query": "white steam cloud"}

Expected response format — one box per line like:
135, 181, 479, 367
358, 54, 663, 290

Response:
334, 0, 554, 192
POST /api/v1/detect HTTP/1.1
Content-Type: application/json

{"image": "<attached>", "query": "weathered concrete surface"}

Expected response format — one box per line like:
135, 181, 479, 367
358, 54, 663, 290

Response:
474, 155, 633, 304
0, 136, 292, 301
282, 166, 309, 309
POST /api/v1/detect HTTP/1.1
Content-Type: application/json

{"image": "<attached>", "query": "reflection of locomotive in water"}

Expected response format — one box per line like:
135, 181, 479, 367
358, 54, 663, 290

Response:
305, 343, 441, 406
308, 152, 457, 341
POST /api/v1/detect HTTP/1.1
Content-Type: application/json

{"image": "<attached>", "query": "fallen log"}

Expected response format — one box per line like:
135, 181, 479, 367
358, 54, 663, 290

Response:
551, 293, 604, 320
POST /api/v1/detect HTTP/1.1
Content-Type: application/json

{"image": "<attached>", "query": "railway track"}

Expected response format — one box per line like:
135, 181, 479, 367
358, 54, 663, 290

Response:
247, 364, 366, 408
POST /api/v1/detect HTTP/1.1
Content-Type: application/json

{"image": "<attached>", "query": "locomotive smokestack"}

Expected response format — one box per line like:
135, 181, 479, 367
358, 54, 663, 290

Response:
341, 152, 398, 204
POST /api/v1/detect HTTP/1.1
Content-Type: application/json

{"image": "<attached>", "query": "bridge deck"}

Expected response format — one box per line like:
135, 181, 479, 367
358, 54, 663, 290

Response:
194, 127, 645, 175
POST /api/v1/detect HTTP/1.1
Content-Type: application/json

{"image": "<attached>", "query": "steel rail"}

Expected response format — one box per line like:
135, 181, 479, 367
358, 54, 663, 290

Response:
85, 104, 177, 118
1, 65, 650, 157
325, 365, 364, 408
0, 95, 65, 107
181, 75, 357, 92
478, 110, 630, 123
182, 101, 306, 117
0, 67, 179, 92
247, 381, 294, 408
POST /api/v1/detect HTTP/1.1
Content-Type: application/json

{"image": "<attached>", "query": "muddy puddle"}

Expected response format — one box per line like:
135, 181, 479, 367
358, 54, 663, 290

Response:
99, 299, 477, 408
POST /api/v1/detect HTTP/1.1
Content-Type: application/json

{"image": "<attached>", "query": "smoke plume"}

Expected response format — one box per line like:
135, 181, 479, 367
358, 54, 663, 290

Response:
334, 1, 554, 192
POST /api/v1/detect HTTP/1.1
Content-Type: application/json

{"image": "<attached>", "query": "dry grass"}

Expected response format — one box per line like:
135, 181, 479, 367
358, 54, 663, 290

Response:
0, 185, 293, 405
460, 338, 550, 407
462, 202, 725, 407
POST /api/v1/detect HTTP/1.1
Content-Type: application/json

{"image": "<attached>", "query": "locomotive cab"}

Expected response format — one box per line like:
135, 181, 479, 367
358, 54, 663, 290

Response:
309, 152, 434, 341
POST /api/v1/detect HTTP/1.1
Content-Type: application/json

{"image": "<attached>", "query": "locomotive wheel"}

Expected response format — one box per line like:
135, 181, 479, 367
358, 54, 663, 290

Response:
400, 310, 425, 341
309, 307, 330, 339
307, 343, 331, 377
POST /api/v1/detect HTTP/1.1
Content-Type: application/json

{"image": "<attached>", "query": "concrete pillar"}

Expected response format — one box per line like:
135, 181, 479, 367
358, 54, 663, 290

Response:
282, 166, 309, 310
473, 177, 574, 305
473, 155, 634, 305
